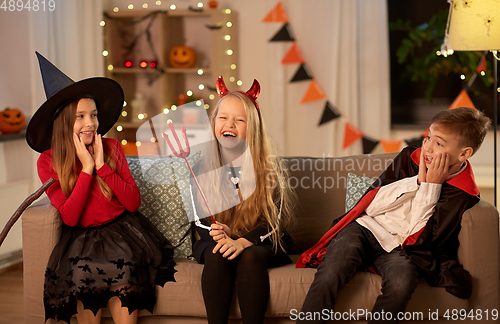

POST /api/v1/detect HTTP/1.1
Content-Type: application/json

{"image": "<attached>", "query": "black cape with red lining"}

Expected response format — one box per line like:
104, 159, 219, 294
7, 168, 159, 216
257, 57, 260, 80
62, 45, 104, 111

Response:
296, 146, 480, 299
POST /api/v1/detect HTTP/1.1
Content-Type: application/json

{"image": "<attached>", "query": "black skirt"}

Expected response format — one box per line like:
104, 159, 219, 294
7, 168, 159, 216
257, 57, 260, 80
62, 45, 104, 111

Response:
43, 210, 176, 323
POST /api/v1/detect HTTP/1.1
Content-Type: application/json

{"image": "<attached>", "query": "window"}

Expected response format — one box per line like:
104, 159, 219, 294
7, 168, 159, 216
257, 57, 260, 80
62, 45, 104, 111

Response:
388, 0, 496, 128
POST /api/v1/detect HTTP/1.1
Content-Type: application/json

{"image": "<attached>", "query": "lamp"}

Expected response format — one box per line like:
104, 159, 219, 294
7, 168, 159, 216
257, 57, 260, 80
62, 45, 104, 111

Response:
442, 0, 500, 206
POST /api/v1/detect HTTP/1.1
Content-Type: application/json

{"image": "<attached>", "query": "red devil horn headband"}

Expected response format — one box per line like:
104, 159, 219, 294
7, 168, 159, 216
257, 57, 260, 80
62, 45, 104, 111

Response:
216, 76, 261, 113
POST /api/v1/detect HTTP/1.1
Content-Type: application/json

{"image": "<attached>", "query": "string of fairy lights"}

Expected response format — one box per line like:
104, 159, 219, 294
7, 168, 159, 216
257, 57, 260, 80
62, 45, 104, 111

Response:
99, 1, 240, 148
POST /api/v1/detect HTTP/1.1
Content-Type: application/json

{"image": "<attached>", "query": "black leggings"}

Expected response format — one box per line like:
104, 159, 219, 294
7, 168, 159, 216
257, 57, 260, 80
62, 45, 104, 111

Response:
201, 242, 275, 324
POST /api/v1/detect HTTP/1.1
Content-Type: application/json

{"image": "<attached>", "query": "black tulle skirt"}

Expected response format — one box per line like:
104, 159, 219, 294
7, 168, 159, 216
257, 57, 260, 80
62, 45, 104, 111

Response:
43, 211, 176, 323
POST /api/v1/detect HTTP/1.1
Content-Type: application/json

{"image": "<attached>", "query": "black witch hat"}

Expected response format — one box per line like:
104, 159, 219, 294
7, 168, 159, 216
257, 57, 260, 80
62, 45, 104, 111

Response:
26, 52, 124, 153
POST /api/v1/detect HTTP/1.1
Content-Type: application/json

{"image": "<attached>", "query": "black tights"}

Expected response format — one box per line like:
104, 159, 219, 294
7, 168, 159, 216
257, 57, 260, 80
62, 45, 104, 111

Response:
201, 243, 274, 324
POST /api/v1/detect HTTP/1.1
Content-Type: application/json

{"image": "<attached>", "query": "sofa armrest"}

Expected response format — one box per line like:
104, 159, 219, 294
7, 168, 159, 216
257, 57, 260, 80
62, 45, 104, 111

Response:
457, 199, 499, 311
22, 196, 62, 324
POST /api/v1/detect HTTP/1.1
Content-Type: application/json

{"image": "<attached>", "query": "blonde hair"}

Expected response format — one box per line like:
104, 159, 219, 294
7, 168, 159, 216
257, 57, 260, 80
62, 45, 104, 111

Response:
51, 98, 116, 199
206, 92, 295, 251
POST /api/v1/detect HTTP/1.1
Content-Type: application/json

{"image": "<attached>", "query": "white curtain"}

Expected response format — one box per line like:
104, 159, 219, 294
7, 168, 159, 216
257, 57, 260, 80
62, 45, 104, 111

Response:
29, 0, 104, 114
27, 0, 104, 189
256, 0, 390, 158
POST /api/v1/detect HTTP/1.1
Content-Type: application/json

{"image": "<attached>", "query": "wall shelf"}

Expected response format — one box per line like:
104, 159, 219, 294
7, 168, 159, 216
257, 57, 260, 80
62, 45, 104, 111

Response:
0, 132, 25, 142
103, 8, 238, 154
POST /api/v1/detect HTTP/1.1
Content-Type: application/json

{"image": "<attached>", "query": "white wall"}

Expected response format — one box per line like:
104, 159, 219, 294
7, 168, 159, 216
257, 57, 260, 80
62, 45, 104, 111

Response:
0, 10, 37, 260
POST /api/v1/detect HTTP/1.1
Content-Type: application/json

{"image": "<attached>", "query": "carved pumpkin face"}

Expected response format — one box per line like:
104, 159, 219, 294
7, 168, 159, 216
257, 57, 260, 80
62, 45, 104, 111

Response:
169, 46, 197, 68
0, 108, 26, 134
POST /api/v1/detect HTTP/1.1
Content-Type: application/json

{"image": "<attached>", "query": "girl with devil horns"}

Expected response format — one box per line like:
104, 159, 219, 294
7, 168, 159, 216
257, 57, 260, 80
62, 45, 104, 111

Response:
26, 52, 176, 324
192, 76, 296, 323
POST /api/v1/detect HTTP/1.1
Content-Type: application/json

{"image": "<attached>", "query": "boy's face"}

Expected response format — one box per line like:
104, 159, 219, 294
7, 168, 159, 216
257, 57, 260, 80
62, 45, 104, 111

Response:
423, 123, 472, 170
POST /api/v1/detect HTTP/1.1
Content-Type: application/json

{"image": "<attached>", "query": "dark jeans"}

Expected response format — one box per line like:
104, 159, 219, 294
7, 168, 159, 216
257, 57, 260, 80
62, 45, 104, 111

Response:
298, 222, 418, 324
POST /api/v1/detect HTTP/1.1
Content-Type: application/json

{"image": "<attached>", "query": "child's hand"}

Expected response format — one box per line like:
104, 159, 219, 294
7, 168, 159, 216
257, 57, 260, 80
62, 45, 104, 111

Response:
210, 223, 231, 242
91, 133, 104, 170
212, 237, 252, 260
425, 153, 451, 184
73, 133, 94, 174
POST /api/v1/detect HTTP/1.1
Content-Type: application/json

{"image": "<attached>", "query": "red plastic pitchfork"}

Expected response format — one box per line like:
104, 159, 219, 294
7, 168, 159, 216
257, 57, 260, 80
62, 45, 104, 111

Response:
162, 122, 217, 224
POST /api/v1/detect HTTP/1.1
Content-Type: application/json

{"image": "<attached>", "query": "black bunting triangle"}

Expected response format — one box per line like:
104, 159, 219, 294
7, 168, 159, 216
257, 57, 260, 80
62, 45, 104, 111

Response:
405, 137, 424, 148
318, 101, 341, 126
362, 136, 379, 154
270, 24, 295, 42
290, 64, 312, 82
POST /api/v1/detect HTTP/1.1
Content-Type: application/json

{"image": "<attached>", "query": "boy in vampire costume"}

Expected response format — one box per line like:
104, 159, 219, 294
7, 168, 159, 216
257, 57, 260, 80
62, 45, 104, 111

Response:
296, 107, 491, 324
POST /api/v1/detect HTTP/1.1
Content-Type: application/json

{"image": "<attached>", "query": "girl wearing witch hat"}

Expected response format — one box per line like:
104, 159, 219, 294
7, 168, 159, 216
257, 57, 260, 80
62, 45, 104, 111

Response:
192, 76, 295, 324
26, 52, 176, 324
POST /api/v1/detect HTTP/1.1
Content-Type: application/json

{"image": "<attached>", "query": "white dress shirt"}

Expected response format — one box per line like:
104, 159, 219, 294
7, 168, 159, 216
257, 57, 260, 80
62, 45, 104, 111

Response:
356, 162, 467, 253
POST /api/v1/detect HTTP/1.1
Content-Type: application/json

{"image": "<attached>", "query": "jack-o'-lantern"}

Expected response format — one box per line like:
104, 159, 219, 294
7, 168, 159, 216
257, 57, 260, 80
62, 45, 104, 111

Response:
0, 108, 26, 134
169, 46, 197, 68
208, 0, 219, 9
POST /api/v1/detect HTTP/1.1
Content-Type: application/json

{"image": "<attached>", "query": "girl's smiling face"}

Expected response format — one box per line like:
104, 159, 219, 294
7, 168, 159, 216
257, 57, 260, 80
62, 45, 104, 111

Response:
423, 123, 471, 169
214, 95, 248, 143
73, 98, 98, 146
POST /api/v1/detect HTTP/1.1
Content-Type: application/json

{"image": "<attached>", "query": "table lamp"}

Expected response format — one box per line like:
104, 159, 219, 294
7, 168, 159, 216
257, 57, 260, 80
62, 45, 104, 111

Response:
442, 0, 500, 206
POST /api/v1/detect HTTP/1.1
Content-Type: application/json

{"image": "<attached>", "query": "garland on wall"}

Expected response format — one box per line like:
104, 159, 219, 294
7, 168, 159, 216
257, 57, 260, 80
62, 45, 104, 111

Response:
263, 2, 485, 154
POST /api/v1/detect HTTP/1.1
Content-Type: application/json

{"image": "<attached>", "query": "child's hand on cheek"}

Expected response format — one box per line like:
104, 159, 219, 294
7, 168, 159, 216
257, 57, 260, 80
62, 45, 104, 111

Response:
425, 153, 450, 184
73, 132, 94, 175
91, 133, 104, 170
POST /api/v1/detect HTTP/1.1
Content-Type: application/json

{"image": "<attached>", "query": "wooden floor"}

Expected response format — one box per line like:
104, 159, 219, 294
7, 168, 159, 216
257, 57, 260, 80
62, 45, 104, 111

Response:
0, 262, 24, 324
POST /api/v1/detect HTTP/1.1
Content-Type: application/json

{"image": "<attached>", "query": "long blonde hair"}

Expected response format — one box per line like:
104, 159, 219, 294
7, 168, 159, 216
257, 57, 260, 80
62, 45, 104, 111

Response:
208, 92, 295, 251
51, 98, 116, 199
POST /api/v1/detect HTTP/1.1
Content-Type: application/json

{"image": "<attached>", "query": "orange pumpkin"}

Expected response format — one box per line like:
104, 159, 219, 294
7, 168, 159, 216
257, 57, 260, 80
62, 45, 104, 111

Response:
0, 108, 26, 134
169, 46, 197, 68
208, 0, 219, 9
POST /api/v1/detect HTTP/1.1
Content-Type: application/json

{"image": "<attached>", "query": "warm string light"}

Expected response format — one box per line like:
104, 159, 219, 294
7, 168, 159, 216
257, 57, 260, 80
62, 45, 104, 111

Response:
103, 4, 239, 128
435, 49, 454, 57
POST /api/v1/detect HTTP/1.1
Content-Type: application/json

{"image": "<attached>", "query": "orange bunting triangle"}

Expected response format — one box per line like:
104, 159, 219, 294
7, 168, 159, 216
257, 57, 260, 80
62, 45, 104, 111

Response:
281, 43, 304, 64
301, 80, 326, 104
262, 2, 289, 23
380, 139, 403, 153
342, 122, 364, 150
421, 128, 429, 138
448, 90, 476, 110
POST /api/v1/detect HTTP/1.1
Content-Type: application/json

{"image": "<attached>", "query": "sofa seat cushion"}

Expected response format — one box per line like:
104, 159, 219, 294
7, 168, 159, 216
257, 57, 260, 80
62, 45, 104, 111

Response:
149, 256, 468, 319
